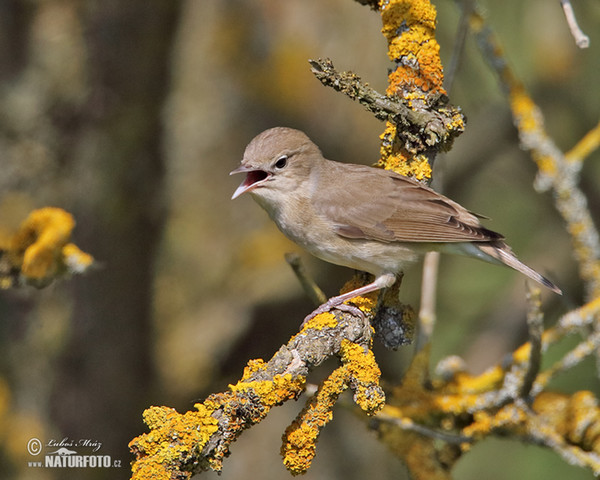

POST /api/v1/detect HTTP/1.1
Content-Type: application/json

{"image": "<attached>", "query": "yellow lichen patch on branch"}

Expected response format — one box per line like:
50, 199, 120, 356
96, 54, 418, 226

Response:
380, 0, 444, 96
62, 243, 94, 274
338, 277, 379, 315
300, 311, 338, 333
282, 340, 384, 475
282, 367, 347, 475
375, 2, 464, 179
131, 358, 307, 478
129, 404, 219, 480
230, 372, 305, 408
229, 358, 306, 409
566, 120, 600, 165
0, 207, 93, 288
339, 339, 385, 413
384, 154, 432, 180
11, 207, 75, 279
378, 120, 434, 179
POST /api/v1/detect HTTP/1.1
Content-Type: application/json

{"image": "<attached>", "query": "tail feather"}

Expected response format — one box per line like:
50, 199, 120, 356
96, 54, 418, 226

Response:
477, 243, 562, 295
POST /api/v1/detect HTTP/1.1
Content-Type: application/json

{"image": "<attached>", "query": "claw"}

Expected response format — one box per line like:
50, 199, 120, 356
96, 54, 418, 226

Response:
301, 299, 365, 328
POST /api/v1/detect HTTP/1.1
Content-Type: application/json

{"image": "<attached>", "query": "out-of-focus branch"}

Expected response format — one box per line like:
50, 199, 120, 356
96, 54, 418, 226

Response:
469, 6, 600, 301
519, 286, 544, 399
0, 207, 93, 288
284, 252, 327, 305
566, 119, 600, 165
560, 0, 590, 49
417, 251, 439, 352
444, 0, 474, 92
372, 297, 600, 476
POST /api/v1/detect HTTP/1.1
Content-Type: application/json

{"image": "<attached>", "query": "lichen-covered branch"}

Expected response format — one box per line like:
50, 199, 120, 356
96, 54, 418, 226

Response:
0, 207, 93, 288
309, 58, 463, 162
368, 295, 600, 477
376, 0, 465, 180
469, 6, 600, 300
129, 280, 398, 478
131, 1, 597, 478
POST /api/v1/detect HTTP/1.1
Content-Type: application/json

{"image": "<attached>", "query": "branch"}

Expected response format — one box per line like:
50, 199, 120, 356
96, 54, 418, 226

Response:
0, 207, 94, 288
309, 58, 464, 160
130, 281, 389, 478
470, 5, 600, 300
560, 0, 590, 48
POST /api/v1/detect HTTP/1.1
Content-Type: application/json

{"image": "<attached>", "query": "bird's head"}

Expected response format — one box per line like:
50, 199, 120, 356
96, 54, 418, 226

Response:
231, 127, 322, 201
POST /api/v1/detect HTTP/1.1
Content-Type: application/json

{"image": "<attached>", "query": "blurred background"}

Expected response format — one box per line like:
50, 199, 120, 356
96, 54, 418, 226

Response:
0, 0, 598, 479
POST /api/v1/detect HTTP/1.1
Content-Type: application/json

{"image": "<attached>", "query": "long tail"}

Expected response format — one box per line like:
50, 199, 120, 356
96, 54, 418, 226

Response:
476, 242, 562, 295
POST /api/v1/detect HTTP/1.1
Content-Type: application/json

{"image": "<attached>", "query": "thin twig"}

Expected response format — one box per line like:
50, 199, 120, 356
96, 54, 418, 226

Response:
533, 330, 600, 395
444, 0, 474, 93
375, 411, 474, 445
566, 119, 600, 165
560, 0, 590, 49
285, 252, 327, 305
520, 286, 544, 399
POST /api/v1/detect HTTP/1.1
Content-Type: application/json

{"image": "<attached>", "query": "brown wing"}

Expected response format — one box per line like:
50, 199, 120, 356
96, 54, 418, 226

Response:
313, 162, 503, 244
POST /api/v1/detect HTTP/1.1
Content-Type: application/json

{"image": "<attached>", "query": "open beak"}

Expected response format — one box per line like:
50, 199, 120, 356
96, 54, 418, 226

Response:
230, 165, 270, 199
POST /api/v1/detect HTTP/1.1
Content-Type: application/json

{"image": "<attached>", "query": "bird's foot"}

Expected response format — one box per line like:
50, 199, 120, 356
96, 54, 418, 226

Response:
301, 299, 365, 328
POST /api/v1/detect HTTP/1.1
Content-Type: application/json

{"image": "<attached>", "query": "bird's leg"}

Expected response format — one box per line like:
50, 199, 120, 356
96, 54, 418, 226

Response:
302, 273, 396, 327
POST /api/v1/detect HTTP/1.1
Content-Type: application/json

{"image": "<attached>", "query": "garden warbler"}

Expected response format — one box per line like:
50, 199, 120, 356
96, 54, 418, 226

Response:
231, 127, 561, 318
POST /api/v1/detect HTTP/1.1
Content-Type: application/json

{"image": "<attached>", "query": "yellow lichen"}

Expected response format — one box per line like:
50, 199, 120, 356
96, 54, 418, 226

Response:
338, 277, 379, 314
62, 243, 94, 274
282, 337, 383, 475
383, 154, 432, 180
282, 367, 347, 475
380, 0, 445, 96
300, 311, 338, 332
230, 373, 305, 407
130, 404, 219, 480
565, 120, 600, 164
439, 366, 505, 395
11, 207, 75, 279
340, 339, 385, 413
1, 207, 93, 287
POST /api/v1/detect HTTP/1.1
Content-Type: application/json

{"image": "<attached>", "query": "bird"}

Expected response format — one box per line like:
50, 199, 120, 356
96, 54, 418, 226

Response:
230, 127, 562, 320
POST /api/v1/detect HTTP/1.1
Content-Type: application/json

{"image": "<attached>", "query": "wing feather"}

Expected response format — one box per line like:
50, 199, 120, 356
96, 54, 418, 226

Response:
313, 162, 503, 244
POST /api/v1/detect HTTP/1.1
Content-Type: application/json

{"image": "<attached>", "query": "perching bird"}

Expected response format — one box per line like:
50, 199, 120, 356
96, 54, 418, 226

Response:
231, 127, 561, 319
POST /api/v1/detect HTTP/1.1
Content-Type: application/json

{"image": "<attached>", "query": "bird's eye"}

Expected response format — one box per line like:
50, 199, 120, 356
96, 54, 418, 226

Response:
274, 155, 288, 169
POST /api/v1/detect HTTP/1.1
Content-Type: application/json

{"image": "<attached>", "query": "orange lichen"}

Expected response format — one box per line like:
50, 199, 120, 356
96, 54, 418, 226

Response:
380, 0, 445, 96
375, 1, 465, 179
